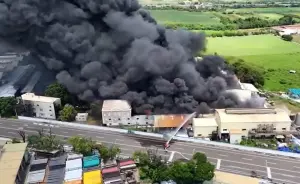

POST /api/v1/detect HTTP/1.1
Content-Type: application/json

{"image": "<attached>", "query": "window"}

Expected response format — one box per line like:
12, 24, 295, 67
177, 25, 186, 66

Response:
49, 109, 52, 111
223, 129, 227, 131
109, 118, 111, 121
128, 123, 131, 125
262, 128, 266, 131
273, 128, 276, 130
282, 128, 286, 130
146, 122, 148, 125
109, 123, 112, 126
39, 113, 44, 116
198, 134, 202, 136
49, 106, 52, 108
136, 118, 139, 120
242, 129, 246, 131
118, 118, 121, 121
128, 118, 130, 120
40, 109, 43, 111
252, 129, 256, 131
50, 114, 52, 116
36, 104, 39, 106
146, 117, 148, 119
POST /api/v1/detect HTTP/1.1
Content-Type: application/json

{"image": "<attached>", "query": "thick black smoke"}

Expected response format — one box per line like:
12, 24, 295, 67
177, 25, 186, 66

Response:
0, 0, 262, 114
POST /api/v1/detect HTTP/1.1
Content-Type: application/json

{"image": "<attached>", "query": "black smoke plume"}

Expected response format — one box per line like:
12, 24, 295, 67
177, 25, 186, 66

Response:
0, 0, 263, 114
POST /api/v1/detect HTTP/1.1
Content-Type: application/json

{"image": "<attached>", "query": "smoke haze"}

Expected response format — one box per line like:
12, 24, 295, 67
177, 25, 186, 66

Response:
0, 0, 263, 114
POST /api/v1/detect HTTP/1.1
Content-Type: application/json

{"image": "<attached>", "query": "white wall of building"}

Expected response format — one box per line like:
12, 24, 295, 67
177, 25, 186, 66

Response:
230, 134, 242, 144
193, 126, 216, 137
75, 113, 88, 122
21, 93, 61, 120
102, 111, 132, 126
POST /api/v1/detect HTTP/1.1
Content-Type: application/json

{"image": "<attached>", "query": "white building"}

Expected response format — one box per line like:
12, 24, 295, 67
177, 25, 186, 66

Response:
75, 113, 88, 122
215, 108, 292, 138
102, 100, 131, 126
192, 115, 218, 138
21, 93, 61, 119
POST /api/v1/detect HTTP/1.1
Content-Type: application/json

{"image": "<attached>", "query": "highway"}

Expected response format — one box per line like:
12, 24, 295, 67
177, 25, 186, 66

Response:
1, 119, 300, 184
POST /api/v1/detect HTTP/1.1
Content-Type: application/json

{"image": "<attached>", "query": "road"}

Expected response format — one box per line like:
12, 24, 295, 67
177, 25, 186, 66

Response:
1, 119, 300, 184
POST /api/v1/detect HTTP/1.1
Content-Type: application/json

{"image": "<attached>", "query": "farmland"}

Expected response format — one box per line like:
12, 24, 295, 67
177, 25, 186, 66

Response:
205, 35, 300, 91
149, 10, 221, 24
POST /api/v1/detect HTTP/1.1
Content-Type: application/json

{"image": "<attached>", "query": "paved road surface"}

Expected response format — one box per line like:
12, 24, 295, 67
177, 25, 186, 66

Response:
0, 119, 300, 184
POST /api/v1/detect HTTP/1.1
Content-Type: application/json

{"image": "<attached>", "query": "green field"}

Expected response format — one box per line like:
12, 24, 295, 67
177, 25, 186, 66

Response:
149, 10, 221, 24
206, 35, 300, 91
227, 7, 300, 14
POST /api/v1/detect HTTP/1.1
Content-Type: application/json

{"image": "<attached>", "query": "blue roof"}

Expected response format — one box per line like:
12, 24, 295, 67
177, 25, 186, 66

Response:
83, 155, 100, 168
288, 88, 300, 95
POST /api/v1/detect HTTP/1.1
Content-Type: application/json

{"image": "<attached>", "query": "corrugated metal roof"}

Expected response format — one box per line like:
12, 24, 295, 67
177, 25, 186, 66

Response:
64, 180, 82, 184
154, 114, 188, 128
0, 143, 28, 184
47, 156, 66, 184
83, 170, 102, 184
289, 88, 300, 95
241, 83, 259, 93
83, 156, 99, 168
193, 117, 217, 127
119, 160, 135, 167
26, 170, 46, 183
67, 153, 83, 161
66, 159, 82, 171
102, 167, 119, 174
102, 100, 131, 112
64, 169, 82, 182
30, 158, 48, 172
215, 108, 291, 124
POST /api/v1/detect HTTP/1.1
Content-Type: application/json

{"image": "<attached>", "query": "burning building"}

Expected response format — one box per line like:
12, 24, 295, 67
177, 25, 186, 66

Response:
0, 0, 263, 114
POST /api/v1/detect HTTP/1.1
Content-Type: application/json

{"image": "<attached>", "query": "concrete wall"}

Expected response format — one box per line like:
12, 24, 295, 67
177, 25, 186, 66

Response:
23, 100, 57, 119
193, 126, 217, 137
102, 110, 131, 126
220, 121, 291, 137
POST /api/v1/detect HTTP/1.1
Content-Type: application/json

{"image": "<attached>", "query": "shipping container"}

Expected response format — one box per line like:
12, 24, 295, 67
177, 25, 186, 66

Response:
64, 179, 82, 184
83, 170, 103, 184
66, 159, 82, 171
64, 169, 82, 182
83, 155, 100, 168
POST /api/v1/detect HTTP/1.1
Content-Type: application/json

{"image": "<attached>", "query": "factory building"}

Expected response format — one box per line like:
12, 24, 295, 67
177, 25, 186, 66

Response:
21, 93, 61, 119
102, 100, 131, 126
154, 114, 189, 129
192, 115, 218, 138
215, 108, 291, 140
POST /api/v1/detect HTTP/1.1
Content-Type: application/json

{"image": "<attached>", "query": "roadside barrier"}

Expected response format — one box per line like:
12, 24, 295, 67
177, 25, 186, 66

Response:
17, 116, 300, 158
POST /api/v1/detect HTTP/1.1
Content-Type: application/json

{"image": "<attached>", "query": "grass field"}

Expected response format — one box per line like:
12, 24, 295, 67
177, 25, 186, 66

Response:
206, 35, 300, 91
149, 10, 221, 24
227, 7, 300, 14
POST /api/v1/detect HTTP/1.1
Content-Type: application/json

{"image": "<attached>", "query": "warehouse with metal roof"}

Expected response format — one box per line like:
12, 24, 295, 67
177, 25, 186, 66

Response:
192, 115, 218, 138
215, 108, 292, 138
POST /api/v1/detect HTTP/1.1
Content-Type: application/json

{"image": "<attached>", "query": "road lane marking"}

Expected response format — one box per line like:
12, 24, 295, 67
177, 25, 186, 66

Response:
272, 178, 299, 184
294, 166, 300, 169
225, 165, 265, 173
62, 131, 68, 134
11, 124, 19, 127
267, 162, 276, 165
96, 136, 104, 139
276, 173, 295, 178
174, 142, 300, 164
78, 134, 84, 136
7, 132, 16, 134
242, 158, 252, 161
267, 167, 272, 179
219, 154, 228, 157
24, 124, 28, 127
192, 148, 195, 154
216, 159, 221, 169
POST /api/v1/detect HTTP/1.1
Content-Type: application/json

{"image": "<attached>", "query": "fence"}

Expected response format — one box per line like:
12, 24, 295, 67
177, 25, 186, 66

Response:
17, 116, 300, 158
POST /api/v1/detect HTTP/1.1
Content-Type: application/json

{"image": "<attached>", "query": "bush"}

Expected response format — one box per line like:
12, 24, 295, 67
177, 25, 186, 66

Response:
281, 35, 293, 41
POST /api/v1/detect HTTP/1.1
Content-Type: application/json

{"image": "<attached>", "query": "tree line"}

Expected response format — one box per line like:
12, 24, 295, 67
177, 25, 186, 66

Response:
165, 14, 299, 31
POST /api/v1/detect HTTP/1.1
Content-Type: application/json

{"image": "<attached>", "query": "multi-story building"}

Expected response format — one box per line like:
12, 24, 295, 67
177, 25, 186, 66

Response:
102, 100, 131, 126
21, 93, 61, 119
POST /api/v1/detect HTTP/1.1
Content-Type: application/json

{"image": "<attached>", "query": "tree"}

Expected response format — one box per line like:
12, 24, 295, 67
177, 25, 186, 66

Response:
59, 104, 77, 122
27, 129, 62, 151
45, 82, 71, 105
68, 136, 96, 156
229, 60, 265, 88
0, 97, 17, 117
17, 129, 26, 142
281, 34, 293, 42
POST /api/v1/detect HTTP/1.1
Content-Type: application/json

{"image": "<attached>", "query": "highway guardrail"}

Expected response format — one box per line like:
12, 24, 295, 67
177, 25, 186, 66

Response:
17, 116, 300, 158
